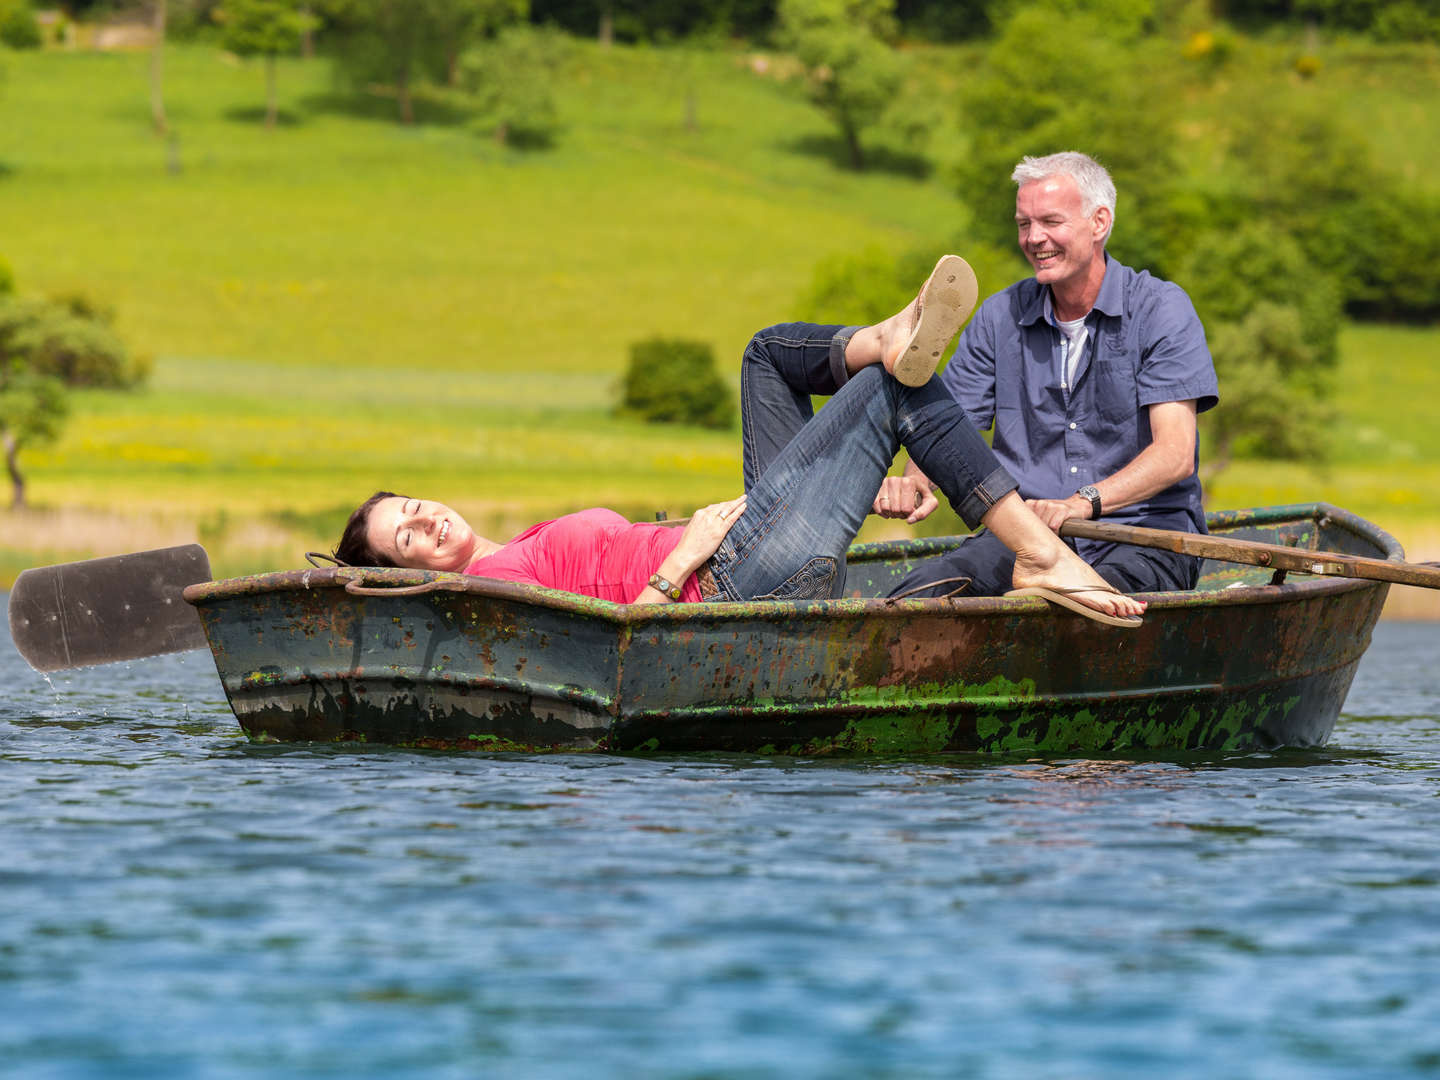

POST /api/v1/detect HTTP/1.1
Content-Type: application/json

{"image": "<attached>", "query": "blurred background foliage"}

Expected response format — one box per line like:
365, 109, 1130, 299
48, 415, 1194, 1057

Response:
1, 0, 1438, 599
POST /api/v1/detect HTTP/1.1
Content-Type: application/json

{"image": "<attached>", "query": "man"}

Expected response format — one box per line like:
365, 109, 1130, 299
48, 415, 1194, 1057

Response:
877, 150, 1219, 598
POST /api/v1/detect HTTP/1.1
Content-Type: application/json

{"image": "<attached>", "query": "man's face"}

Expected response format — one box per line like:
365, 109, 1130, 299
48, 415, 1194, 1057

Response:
1014, 174, 1111, 291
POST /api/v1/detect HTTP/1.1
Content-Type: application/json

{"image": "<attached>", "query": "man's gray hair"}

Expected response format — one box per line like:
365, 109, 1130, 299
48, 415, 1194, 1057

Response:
1012, 151, 1116, 240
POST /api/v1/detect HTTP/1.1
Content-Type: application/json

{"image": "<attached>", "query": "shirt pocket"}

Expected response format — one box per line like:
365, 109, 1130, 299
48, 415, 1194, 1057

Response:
1091, 356, 1139, 426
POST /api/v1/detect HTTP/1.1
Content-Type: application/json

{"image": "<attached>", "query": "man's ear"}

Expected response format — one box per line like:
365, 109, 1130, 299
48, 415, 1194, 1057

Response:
1092, 205, 1112, 241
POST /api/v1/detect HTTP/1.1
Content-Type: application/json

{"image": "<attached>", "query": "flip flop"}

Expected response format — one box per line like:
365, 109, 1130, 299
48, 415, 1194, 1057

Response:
888, 254, 980, 387
1004, 585, 1144, 629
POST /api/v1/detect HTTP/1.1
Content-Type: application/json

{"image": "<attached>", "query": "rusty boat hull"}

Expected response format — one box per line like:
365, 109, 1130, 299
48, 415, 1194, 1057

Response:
182, 504, 1397, 755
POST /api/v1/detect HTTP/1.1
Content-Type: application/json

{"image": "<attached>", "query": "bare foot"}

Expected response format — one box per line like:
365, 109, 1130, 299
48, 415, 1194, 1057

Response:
872, 254, 979, 386
1010, 542, 1147, 623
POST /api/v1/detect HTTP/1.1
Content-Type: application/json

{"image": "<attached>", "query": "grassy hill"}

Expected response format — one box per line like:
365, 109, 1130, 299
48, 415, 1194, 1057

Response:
1, 36, 1437, 619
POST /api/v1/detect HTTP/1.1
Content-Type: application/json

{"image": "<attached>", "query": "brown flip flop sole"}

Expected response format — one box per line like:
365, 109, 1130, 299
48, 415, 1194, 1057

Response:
1004, 586, 1144, 629
890, 254, 980, 387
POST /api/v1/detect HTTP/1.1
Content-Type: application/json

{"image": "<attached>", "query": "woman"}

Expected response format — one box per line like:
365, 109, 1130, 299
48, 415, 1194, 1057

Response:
333, 256, 1145, 626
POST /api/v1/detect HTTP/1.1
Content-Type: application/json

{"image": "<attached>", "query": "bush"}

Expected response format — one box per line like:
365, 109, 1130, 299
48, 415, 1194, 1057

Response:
1179, 225, 1340, 483
0, 0, 42, 49
1200, 302, 1334, 481
0, 255, 14, 296
1209, 98, 1440, 320
1372, 3, 1439, 44
798, 241, 1024, 327
1179, 222, 1341, 368
616, 338, 735, 429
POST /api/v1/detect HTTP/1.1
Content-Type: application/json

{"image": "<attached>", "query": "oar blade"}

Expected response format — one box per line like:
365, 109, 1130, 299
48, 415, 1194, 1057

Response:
7, 545, 212, 672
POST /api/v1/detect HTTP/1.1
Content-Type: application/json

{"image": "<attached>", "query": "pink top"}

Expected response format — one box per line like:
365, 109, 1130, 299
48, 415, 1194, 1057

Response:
463, 508, 703, 603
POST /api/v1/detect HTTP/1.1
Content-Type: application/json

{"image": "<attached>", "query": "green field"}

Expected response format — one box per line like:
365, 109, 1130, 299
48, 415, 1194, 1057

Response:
1, 37, 1438, 594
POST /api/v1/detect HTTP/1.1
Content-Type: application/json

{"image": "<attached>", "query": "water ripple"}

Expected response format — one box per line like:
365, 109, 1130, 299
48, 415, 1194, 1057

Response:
2, 601, 1439, 1078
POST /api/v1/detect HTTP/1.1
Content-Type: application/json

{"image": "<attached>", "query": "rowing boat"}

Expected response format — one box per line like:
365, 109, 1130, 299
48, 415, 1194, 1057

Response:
180, 503, 1397, 755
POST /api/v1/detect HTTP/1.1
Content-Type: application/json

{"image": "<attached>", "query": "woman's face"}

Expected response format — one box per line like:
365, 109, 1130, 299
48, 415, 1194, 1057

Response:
364, 496, 477, 572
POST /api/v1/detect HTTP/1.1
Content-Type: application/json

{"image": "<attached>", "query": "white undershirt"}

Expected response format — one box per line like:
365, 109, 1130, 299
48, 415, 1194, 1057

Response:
1057, 315, 1089, 391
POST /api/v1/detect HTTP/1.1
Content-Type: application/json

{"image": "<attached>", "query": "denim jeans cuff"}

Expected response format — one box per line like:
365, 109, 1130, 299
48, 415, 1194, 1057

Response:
953, 465, 1019, 530
829, 326, 864, 391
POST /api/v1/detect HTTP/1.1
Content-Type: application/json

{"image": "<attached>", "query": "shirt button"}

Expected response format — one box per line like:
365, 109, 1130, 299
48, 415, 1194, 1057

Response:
1069, 422, 1077, 430
1070, 466, 1078, 474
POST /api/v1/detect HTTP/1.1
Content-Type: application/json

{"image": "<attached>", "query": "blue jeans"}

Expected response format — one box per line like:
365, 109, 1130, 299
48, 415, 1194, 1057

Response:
888, 525, 1200, 600
708, 324, 1017, 602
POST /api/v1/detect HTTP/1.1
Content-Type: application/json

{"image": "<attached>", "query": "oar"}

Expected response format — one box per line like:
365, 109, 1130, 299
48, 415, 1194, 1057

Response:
1060, 519, 1440, 590
7, 544, 212, 672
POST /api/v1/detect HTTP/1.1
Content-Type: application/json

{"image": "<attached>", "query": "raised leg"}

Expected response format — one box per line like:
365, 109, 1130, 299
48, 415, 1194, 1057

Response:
739, 322, 855, 490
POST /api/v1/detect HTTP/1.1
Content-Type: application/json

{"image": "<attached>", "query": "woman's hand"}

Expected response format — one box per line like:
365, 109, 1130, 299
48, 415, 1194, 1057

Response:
671, 495, 747, 572
633, 495, 747, 603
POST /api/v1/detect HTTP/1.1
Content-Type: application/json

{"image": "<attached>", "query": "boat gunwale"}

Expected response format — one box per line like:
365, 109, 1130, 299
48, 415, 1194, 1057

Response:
182, 502, 1402, 624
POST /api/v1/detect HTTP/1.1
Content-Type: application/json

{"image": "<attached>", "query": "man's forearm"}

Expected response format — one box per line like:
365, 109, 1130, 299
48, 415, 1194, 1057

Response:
1085, 441, 1192, 516
902, 458, 932, 487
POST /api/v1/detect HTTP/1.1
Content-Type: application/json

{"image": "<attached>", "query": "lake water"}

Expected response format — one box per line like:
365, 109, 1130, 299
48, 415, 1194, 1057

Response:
3, 597, 1440, 1079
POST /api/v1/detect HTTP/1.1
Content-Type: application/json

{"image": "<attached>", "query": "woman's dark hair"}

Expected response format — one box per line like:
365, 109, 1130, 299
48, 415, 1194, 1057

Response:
333, 490, 405, 567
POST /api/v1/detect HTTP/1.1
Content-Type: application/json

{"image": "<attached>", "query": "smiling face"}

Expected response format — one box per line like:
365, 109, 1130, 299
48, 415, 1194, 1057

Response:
364, 496, 479, 572
1014, 173, 1111, 301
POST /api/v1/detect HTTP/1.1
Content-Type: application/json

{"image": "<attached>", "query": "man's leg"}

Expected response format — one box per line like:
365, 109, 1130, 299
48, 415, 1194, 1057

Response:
1091, 544, 1199, 592
714, 365, 1145, 621
893, 531, 1199, 598
889, 529, 1015, 599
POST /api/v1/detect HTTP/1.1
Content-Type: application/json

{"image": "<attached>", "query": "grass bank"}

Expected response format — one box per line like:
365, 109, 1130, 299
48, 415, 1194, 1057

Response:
1, 39, 1437, 616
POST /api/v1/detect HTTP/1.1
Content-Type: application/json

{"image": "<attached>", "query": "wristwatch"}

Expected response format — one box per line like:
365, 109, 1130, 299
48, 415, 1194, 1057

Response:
1077, 485, 1102, 519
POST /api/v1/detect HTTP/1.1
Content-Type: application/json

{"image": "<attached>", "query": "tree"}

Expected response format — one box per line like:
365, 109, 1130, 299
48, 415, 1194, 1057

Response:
430, 0, 527, 85
151, 0, 169, 134
319, 0, 526, 124
778, 0, 902, 170
954, 7, 1192, 278
525, 0, 777, 42
0, 295, 147, 509
459, 25, 565, 147
215, 0, 318, 128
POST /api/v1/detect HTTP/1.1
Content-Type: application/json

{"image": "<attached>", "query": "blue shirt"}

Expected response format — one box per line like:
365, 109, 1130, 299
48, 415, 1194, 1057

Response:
938, 254, 1219, 538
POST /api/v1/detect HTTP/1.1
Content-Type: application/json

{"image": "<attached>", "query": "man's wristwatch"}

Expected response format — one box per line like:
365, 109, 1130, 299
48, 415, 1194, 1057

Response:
1077, 485, 1102, 519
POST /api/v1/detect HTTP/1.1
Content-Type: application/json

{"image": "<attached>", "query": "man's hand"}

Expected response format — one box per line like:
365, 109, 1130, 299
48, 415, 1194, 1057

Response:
873, 474, 939, 524
1026, 494, 1091, 533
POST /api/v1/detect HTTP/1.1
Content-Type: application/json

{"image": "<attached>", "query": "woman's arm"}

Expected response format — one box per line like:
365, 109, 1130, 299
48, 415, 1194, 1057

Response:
633, 495, 746, 603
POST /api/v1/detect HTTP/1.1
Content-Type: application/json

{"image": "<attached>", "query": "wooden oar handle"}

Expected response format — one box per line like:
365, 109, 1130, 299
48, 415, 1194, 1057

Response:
1060, 519, 1440, 590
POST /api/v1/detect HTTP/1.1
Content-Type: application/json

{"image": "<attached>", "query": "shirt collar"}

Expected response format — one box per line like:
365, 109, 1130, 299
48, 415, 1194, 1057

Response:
1020, 252, 1121, 328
